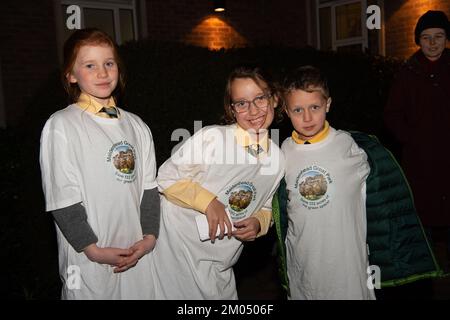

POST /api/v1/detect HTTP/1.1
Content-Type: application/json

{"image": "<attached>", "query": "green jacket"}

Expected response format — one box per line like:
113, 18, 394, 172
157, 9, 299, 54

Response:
273, 131, 442, 294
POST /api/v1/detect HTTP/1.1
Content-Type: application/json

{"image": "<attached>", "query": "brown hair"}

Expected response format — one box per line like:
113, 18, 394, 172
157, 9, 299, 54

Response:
222, 65, 281, 124
282, 65, 329, 101
62, 28, 125, 103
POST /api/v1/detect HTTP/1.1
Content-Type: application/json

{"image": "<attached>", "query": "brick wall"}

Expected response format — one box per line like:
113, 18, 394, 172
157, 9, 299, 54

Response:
4, 0, 446, 126
0, 0, 309, 127
0, 0, 59, 126
146, 0, 308, 49
385, 0, 450, 59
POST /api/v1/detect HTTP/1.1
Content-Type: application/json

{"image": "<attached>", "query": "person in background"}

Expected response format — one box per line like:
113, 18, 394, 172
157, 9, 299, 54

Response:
384, 10, 450, 275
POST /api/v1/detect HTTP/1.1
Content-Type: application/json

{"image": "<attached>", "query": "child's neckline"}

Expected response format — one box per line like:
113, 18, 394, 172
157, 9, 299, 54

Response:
71, 103, 123, 125
292, 126, 335, 148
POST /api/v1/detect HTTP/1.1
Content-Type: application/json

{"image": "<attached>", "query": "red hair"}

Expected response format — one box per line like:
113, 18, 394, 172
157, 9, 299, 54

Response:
62, 28, 125, 103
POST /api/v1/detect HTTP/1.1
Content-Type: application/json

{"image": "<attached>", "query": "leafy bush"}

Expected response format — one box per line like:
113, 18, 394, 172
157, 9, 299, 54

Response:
117, 42, 402, 164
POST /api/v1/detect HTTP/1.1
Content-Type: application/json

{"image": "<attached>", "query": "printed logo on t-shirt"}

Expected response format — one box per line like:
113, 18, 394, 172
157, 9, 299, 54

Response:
225, 182, 257, 220
106, 141, 136, 183
294, 165, 333, 210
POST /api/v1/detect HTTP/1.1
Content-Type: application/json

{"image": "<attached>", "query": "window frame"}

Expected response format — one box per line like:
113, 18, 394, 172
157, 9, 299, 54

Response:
60, 0, 139, 45
316, 0, 369, 52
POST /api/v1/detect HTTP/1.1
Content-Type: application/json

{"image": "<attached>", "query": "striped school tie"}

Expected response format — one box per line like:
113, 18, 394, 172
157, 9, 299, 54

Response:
99, 106, 118, 118
247, 144, 264, 157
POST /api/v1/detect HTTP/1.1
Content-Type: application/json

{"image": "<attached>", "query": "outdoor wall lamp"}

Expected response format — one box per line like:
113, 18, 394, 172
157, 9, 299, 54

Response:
214, 0, 226, 12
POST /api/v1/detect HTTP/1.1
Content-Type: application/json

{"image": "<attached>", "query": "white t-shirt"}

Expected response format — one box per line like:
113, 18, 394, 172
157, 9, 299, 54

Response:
282, 127, 375, 300
151, 124, 285, 299
40, 104, 157, 299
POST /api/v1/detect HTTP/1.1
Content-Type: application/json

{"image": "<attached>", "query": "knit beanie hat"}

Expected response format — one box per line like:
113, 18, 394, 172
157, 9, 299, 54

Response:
414, 10, 450, 45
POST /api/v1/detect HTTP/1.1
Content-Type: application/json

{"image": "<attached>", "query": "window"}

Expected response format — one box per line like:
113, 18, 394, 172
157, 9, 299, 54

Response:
60, 0, 138, 45
316, 0, 368, 53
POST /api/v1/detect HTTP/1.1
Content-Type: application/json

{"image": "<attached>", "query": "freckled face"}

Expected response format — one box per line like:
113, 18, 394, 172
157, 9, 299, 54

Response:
68, 45, 119, 105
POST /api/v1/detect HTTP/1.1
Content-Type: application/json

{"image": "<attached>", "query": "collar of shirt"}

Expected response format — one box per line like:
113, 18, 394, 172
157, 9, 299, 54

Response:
291, 121, 330, 144
76, 93, 118, 118
234, 124, 269, 153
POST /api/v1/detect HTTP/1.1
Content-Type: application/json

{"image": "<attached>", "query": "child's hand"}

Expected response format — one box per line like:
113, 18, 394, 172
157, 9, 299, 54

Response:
232, 217, 260, 241
84, 244, 133, 267
113, 235, 157, 273
205, 199, 233, 242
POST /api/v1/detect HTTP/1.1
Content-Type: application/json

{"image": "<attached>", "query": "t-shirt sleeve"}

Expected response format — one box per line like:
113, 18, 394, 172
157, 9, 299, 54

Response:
252, 169, 285, 238
142, 123, 158, 190
158, 128, 208, 190
349, 139, 370, 181
39, 116, 82, 211
157, 128, 216, 211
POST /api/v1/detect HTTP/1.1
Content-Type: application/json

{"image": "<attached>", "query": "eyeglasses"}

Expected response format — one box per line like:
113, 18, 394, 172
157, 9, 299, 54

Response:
231, 94, 272, 113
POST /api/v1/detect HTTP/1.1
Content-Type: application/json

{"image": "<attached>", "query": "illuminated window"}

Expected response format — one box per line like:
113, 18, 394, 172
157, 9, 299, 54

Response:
317, 0, 368, 53
60, 0, 137, 45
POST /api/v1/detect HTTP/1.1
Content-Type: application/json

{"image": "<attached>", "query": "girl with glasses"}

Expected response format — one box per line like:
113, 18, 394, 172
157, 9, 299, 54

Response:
150, 65, 285, 299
